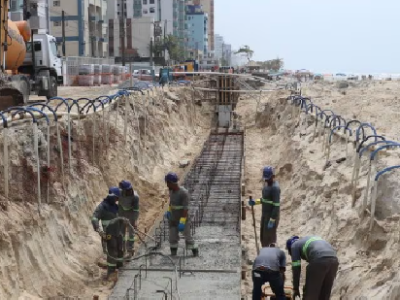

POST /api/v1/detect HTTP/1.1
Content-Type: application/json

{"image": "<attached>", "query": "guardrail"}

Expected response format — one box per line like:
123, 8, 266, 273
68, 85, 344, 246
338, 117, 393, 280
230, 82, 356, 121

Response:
287, 93, 400, 230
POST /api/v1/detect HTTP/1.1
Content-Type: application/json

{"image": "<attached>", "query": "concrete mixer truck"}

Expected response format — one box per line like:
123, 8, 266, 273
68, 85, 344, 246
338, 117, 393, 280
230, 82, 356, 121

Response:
0, 1, 61, 110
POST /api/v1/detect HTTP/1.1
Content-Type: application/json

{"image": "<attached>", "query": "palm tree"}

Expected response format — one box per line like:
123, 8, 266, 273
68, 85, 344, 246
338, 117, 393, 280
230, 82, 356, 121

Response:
234, 45, 254, 62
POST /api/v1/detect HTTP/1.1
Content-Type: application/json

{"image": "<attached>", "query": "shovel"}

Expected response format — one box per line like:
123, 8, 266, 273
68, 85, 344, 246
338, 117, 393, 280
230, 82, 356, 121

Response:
249, 196, 260, 255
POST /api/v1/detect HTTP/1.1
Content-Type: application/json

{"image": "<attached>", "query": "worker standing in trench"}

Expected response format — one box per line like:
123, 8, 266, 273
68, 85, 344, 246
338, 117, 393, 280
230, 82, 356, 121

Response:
164, 172, 199, 257
252, 243, 287, 300
286, 235, 339, 299
91, 187, 124, 281
248, 166, 281, 247
118, 180, 140, 259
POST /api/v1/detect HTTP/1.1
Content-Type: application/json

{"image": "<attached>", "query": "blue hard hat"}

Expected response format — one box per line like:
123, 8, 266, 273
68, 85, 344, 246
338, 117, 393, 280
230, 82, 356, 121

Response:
263, 166, 275, 180
286, 236, 299, 255
119, 180, 132, 190
165, 172, 178, 183
108, 186, 121, 198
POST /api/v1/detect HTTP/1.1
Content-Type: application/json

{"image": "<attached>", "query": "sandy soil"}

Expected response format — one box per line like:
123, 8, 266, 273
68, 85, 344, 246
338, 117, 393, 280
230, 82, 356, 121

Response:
0, 86, 213, 299
238, 80, 400, 299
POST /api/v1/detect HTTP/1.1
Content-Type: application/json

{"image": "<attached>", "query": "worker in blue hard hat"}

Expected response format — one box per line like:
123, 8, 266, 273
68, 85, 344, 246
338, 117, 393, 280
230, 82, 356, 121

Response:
164, 171, 198, 257
118, 180, 140, 259
91, 187, 124, 282
248, 166, 281, 247
286, 235, 339, 299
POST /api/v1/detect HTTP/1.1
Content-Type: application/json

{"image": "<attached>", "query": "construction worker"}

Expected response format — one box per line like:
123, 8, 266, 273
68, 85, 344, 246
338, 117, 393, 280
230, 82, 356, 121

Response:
248, 166, 281, 247
252, 243, 286, 300
286, 235, 339, 299
118, 180, 139, 258
164, 172, 199, 257
92, 187, 124, 281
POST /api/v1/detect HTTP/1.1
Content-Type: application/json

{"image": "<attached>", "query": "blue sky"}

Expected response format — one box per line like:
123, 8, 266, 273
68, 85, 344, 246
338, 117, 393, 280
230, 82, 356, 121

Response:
215, 0, 400, 73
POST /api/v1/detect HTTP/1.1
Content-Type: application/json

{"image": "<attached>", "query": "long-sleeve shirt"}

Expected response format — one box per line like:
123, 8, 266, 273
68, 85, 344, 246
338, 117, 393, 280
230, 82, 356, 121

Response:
169, 186, 190, 223
290, 236, 337, 290
91, 199, 123, 236
118, 190, 140, 221
254, 181, 281, 222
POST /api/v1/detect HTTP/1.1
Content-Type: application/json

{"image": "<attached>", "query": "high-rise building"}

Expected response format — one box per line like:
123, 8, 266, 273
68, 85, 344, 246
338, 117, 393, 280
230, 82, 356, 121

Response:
173, 0, 188, 55
214, 34, 224, 60
185, 5, 208, 59
222, 43, 231, 65
49, 0, 108, 57
190, 0, 214, 54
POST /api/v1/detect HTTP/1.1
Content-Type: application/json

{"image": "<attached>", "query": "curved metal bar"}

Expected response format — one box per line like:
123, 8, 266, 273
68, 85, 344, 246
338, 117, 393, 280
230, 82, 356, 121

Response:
375, 165, 400, 181
359, 140, 396, 158
328, 125, 352, 143
356, 135, 386, 153
4, 107, 37, 123
29, 103, 58, 122
47, 97, 70, 111
356, 123, 377, 143
370, 143, 400, 161
25, 107, 50, 125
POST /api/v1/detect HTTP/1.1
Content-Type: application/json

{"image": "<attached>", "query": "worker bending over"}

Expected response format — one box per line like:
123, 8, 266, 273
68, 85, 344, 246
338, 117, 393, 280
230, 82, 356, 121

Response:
286, 235, 339, 299
164, 172, 199, 257
92, 187, 124, 281
118, 180, 140, 258
249, 166, 281, 246
252, 243, 286, 300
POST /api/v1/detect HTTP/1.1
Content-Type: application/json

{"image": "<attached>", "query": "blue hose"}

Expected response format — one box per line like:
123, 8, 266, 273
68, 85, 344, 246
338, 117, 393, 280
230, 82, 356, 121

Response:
356, 135, 386, 153
4, 107, 37, 123
356, 123, 377, 143
29, 103, 58, 122
328, 125, 352, 143
359, 140, 397, 158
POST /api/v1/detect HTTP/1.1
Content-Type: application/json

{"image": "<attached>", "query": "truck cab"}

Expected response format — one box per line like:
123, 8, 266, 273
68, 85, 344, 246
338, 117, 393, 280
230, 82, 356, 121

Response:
23, 34, 63, 84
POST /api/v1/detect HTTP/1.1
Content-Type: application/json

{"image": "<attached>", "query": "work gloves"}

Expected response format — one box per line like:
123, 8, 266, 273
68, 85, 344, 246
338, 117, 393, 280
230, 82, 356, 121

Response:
248, 199, 256, 206
164, 206, 172, 220
97, 230, 106, 239
267, 218, 276, 229
178, 217, 187, 232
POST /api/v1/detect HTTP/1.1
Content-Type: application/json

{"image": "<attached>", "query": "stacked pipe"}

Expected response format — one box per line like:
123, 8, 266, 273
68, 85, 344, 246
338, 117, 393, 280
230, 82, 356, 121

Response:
286, 92, 400, 230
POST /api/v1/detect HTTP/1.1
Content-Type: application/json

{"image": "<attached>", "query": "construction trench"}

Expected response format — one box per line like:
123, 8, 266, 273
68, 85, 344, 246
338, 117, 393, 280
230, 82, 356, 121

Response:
110, 130, 244, 299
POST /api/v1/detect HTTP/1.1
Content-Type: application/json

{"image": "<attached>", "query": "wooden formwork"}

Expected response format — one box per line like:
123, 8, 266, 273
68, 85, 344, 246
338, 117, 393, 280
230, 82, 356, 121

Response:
216, 75, 240, 109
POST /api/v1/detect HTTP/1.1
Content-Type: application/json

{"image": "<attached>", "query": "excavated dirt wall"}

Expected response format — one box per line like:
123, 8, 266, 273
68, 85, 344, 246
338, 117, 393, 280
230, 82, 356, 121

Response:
239, 87, 400, 299
0, 87, 212, 299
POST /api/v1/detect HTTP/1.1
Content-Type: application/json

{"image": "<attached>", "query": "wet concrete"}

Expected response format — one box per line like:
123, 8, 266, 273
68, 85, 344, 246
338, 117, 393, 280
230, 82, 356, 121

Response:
110, 132, 243, 300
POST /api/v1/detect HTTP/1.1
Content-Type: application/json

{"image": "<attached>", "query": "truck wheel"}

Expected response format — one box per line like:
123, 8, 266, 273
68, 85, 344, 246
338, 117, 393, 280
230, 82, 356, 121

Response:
19, 79, 30, 104
46, 76, 58, 100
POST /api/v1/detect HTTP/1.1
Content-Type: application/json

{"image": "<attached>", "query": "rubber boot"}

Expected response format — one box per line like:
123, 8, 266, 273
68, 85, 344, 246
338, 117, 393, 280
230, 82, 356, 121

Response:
192, 248, 199, 257
170, 248, 177, 256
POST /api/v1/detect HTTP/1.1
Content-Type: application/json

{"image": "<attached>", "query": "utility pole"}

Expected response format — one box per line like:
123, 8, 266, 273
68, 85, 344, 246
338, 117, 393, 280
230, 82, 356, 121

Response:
163, 19, 167, 66
120, 0, 126, 66
61, 10, 66, 57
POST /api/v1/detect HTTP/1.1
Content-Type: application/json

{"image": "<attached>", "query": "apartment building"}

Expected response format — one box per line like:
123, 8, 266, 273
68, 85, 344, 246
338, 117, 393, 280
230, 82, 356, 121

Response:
9, 0, 50, 34
222, 43, 231, 65
185, 5, 208, 59
190, 0, 214, 53
49, 0, 108, 57
173, 0, 188, 53
107, 0, 155, 60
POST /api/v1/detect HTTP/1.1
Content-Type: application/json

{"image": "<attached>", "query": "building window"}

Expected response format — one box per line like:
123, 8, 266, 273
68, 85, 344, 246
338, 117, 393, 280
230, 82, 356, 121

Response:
53, 0, 60, 6
143, 0, 147, 4
53, 21, 61, 26
149, 7, 155, 13
150, 0, 155, 3
10, 0, 17, 10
